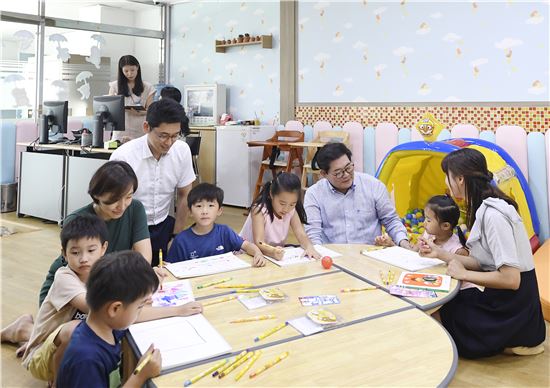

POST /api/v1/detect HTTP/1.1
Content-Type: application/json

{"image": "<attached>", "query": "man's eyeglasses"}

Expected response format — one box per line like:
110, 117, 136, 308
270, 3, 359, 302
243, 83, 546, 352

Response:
330, 162, 354, 179
153, 130, 182, 142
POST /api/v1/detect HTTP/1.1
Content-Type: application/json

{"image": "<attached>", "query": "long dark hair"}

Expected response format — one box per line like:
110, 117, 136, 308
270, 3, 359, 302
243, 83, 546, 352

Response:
117, 55, 144, 97
426, 195, 467, 246
441, 148, 517, 230
251, 172, 307, 223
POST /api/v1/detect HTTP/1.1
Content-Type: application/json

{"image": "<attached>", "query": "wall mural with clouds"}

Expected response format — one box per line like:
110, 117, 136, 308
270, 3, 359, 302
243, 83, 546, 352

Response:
297, 1, 549, 103
170, 1, 280, 123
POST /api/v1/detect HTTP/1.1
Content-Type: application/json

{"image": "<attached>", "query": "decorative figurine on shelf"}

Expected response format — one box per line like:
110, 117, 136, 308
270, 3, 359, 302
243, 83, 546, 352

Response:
238, 34, 244, 43
414, 112, 445, 142
232, 38, 237, 44
251, 36, 256, 42
220, 113, 233, 125
244, 33, 251, 42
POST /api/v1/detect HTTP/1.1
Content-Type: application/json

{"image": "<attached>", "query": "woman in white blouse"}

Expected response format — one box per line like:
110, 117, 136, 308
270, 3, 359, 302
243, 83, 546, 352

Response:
108, 55, 155, 142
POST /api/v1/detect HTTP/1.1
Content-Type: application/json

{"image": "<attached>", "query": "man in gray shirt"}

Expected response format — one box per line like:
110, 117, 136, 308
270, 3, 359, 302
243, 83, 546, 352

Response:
304, 143, 410, 248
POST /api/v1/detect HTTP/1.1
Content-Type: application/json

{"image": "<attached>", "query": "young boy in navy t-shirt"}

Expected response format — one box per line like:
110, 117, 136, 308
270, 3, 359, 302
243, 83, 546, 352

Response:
57, 251, 162, 388
167, 183, 266, 267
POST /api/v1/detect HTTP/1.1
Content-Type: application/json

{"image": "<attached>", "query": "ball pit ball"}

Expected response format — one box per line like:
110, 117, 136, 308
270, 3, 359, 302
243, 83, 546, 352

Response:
321, 256, 333, 269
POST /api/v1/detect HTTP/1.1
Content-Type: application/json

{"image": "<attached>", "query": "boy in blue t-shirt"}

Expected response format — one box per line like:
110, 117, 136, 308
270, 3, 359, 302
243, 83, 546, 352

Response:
57, 251, 162, 388
167, 183, 266, 267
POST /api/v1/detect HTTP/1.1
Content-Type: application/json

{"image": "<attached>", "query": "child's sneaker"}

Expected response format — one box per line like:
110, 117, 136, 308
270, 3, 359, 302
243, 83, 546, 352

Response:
503, 343, 545, 356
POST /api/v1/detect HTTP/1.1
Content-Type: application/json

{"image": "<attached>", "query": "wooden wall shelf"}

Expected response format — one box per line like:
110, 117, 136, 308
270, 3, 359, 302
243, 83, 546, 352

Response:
215, 34, 272, 53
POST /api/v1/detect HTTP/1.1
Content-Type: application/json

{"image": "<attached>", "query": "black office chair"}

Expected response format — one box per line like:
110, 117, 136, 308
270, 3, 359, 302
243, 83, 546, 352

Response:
185, 134, 202, 183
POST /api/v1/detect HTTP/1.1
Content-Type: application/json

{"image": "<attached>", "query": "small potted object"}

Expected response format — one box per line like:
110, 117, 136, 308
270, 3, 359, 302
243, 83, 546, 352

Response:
244, 33, 250, 42
238, 34, 244, 43
232, 38, 237, 44
250, 36, 256, 42
256, 35, 261, 41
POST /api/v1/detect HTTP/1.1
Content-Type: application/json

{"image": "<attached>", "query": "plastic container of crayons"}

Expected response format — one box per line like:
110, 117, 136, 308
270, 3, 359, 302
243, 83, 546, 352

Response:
306, 308, 342, 327
259, 287, 287, 304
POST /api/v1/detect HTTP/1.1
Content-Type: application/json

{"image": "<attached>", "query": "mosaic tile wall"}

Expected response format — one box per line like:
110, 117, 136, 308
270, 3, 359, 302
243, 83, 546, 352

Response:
295, 105, 549, 132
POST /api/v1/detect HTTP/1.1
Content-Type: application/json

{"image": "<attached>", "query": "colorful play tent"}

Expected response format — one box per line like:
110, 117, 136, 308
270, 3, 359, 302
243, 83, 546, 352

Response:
376, 138, 541, 251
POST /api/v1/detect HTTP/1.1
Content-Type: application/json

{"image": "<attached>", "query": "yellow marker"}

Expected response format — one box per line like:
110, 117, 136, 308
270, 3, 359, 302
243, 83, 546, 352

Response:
340, 287, 377, 293
249, 351, 289, 378
233, 289, 260, 293
215, 284, 253, 289
183, 358, 227, 386
197, 277, 232, 289
159, 249, 164, 291
230, 315, 276, 323
235, 350, 261, 381
218, 351, 254, 378
213, 350, 247, 377
202, 295, 237, 306
253, 322, 288, 342
133, 351, 153, 375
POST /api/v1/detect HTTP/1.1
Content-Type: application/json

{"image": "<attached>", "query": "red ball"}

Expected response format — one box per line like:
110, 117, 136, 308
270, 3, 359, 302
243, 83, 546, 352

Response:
321, 256, 333, 269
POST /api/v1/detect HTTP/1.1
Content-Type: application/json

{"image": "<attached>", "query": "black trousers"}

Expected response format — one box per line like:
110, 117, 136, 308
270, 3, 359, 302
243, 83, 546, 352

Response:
148, 215, 175, 267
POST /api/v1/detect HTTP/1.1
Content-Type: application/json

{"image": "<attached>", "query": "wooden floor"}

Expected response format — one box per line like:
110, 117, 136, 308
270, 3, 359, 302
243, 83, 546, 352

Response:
1, 209, 549, 387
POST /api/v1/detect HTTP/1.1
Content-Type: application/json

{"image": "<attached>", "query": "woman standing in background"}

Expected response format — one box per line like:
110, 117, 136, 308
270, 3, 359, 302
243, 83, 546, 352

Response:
108, 55, 155, 142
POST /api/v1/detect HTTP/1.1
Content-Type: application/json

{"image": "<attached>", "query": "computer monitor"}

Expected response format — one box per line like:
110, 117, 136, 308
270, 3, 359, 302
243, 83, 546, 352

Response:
92, 95, 125, 147
39, 101, 68, 144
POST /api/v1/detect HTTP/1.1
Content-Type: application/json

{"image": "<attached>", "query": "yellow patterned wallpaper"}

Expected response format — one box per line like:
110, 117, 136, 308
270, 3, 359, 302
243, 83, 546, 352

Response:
295, 105, 549, 132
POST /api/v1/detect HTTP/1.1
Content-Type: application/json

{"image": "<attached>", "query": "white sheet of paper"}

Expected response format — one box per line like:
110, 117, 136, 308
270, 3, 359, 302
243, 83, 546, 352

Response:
151, 280, 194, 307
238, 295, 268, 310
265, 245, 342, 267
288, 316, 324, 336
361, 246, 445, 271
128, 314, 232, 371
314, 245, 342, 258
165, 252, 251, 278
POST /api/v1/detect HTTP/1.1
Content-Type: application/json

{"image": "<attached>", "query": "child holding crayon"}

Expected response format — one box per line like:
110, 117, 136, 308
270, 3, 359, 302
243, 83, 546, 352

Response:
167, 183, 266, 266
240, 172, 320, 260
57, 251, 162, 387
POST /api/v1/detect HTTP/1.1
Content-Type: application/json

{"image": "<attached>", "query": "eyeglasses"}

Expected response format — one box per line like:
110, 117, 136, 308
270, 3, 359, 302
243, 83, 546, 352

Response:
330, 162, 354, 179
153, 130, 182, 142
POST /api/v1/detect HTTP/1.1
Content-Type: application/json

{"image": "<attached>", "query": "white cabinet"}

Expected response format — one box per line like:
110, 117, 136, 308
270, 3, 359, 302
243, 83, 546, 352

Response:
216, 125, 275, 207
18, 152, 65, 222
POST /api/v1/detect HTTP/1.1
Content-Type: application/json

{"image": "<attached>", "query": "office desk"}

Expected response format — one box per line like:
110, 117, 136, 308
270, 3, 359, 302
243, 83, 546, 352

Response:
16, 142, 112, 222
126, 245, 458, 387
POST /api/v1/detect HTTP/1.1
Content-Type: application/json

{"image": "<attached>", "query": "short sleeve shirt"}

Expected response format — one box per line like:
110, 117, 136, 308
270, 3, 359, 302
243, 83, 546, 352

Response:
167, 224, 244, 262
57, 321, 126, 388
110, 135, 195, 225
23, 267, 86, 368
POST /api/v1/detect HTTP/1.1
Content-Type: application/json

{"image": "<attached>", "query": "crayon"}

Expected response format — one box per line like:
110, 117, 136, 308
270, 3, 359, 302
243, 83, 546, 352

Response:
133, 351, 153, 375
230, 315, 276, 323
197, 277, 232, 289
340, 287, 377, 292
218, 352, 254, 378
249, 351, 289, 378
235, 351, 261, 381
202, 295, 237, 306
213, 350, 248, 377
159, 250, 164, 291
183, 358, 227, 386
253, 322, 288, 342
215, 284, 253, 289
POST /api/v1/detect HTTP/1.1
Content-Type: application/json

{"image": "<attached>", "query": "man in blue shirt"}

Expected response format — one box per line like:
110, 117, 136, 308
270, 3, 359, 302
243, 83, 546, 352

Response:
304, 143, 410, 248
167, 183, 266, 266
